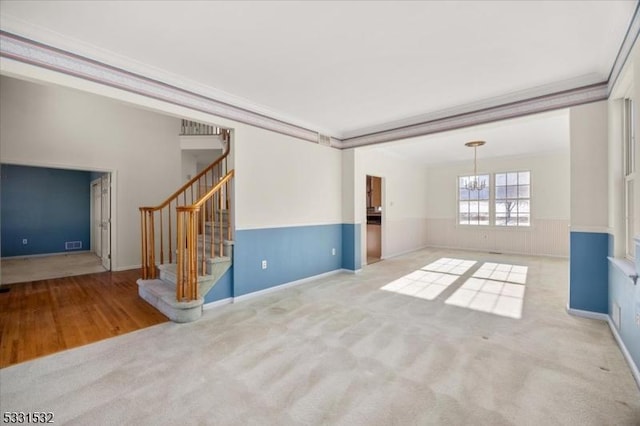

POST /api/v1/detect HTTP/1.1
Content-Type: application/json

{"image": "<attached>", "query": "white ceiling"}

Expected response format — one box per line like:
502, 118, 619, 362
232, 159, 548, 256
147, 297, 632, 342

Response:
368, 109, 569, 165
0, 1, 635, 140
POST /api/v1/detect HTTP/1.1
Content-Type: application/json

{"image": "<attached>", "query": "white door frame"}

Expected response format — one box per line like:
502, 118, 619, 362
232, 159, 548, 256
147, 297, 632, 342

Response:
90, 178, 102, 257
100, 174, 111, 270
365, 174, 384, 265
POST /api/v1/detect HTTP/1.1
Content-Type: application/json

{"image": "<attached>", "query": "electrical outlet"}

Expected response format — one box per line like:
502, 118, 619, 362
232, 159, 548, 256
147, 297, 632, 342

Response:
261, 260, 267, 270
22, 238, 27, 245
332, 248, 336, 256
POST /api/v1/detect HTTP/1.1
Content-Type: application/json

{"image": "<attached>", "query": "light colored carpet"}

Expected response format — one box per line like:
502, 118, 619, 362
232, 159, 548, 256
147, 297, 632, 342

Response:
1, 248, 638, 425
1, 252, 107, 284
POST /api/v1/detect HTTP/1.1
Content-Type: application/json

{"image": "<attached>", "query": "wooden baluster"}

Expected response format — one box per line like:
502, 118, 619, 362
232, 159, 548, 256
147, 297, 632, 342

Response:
218, 190, 223, 257
209, 189, 214, 260
176, 211, 184, 300
200, 207, 206, 275
159, 208, 164, 265
190, 211, 197, 300
168, 204, 173, 264
226, 180, 231, 242
149, 211, 156, 279
140, 210, 147, 279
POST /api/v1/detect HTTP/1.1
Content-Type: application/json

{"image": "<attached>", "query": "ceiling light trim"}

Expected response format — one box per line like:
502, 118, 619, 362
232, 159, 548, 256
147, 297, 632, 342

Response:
0, 30, 322, 145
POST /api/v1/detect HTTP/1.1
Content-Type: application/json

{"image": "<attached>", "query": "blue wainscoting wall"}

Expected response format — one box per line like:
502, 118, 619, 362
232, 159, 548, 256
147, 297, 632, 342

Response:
569, 231, 609, 313
608, 262, 640, 373
233, 224, 344, 297
341, 223, 361, 271
204, 268, 233, 304
1, 164, 91, 257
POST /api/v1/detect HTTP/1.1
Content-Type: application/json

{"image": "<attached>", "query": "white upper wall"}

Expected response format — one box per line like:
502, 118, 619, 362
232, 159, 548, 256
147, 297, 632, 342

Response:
0, 75, 182, 269
0, 59, 345, 235
426, 151, 570, 220
234, 124, 342, 230
354, 147, 429, 260
570, 100, 609, 230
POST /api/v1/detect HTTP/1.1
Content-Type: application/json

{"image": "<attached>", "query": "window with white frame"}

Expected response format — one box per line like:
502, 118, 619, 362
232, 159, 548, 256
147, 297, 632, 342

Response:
495, 171, 531, 226
458, 175, 490, 225
457, 171, 531, 226
624, 98, 635, 259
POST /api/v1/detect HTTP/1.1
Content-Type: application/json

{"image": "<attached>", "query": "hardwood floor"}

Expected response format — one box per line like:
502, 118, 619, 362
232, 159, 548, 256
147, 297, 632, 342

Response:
0, 269, 168, 368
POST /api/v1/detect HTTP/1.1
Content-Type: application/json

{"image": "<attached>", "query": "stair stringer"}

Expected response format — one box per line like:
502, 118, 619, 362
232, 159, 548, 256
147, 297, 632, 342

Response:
137, 255, 232, 323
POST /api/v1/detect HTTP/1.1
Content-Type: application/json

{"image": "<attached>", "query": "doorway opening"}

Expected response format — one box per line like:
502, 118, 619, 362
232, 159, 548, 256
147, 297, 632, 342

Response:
0, 164, 112, 285
366, 175, 383, 264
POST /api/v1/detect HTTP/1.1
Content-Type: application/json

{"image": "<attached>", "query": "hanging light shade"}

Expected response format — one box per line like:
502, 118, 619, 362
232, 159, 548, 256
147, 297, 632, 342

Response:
464, 140, 486, 191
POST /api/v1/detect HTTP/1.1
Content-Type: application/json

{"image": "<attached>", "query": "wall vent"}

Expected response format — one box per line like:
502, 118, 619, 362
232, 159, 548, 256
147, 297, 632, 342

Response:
65, 241, 82, 250
318, 134, 331, 146
612, 302, 621, 330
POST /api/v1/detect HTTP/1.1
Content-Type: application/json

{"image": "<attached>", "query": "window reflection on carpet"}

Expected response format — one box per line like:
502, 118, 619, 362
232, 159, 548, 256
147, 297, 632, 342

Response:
445, 263, 528, 319
380, 258, 476, 300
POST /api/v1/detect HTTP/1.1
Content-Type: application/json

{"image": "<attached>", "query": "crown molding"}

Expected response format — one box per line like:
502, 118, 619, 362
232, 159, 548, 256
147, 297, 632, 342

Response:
1, 14, 637, 151
338, 83, 608, 149
0, 30, 323, 144
608, 1, 640, 95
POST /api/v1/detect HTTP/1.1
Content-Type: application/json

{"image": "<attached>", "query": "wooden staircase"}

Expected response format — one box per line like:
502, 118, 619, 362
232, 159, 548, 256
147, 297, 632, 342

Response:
137, 125, 234, 322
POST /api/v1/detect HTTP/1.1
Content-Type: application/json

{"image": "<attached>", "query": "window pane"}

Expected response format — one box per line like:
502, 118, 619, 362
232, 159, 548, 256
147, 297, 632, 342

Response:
493, 171, 531, 227
459, 202, 469, 213
518, 214, 530, 226
459, 188, 470, 200
459, 176, 468, 188
478, 174, 489, 190
479, 201, 489, 213
478, 186, 490, 200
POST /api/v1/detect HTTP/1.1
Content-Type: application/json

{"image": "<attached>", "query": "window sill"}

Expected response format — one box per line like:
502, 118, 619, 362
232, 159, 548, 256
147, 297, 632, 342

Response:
607, 257, 638, 285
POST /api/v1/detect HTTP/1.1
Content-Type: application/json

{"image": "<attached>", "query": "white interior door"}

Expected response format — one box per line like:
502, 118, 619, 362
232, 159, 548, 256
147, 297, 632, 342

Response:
92, 180, 102, 257
100, 174, 111, 270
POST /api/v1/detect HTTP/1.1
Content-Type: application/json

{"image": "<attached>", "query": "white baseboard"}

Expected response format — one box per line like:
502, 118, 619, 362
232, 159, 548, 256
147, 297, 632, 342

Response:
566, 305, 609, 321
422, 243, 568, 259
566, 305, 640, 390
203, 269, 356, 311
233, 269, 345, 303
203, 297, 233, 310
1, 250, 91, 260
112, 264, 141, 272
382, 245, 430, 260
607, 317, 640, 390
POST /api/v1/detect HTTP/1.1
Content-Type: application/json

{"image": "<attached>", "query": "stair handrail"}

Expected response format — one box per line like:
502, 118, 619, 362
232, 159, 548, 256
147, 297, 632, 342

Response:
140, 129, 230, 211
175, 170, 234, 301
139, 128, 230, 281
